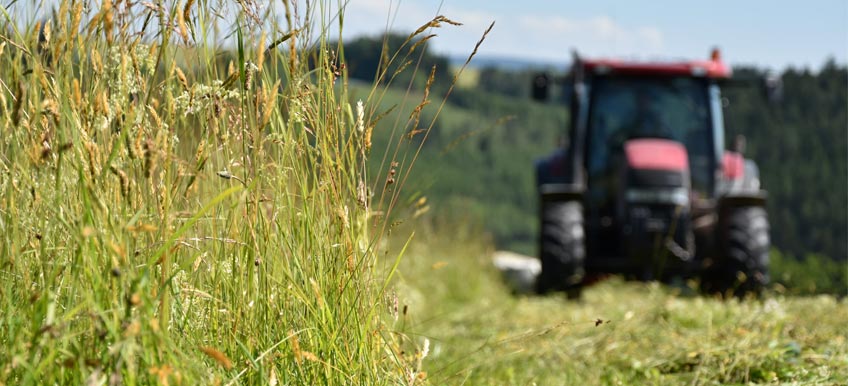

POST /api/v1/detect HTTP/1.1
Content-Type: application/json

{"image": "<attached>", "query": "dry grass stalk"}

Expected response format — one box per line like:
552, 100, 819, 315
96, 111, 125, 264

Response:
407, 65, 436, 139
408, 16, 462, 41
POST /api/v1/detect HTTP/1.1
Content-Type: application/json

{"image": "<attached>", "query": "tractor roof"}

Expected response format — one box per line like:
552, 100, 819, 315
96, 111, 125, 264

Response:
577, 49, 732, 79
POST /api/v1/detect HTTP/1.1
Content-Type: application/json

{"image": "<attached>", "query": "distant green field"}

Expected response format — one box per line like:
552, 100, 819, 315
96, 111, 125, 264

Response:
394, 229, 848, 385
452, 66, 480, 89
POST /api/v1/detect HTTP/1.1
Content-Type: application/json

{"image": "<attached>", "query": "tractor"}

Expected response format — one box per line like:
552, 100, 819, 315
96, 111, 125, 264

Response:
532, 49, 771, 297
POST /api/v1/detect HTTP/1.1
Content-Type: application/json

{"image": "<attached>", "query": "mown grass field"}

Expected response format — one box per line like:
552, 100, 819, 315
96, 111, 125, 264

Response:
395, 228, 848, 385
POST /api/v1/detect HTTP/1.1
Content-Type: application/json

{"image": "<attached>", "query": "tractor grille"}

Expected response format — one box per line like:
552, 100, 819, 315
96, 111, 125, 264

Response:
628, 168, 686, 188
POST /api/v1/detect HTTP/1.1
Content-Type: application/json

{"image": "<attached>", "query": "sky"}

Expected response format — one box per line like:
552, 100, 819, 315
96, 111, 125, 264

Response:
339, 0, 848, 71
7, 0, 845, 70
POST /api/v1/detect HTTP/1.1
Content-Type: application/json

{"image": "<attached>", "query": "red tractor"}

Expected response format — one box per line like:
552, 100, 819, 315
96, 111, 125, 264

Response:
533, 50, 771, 297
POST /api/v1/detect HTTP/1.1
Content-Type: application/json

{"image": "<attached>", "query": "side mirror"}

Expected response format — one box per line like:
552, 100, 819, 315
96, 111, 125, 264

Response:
532, 73, 550, 101
763, 72, 783, 103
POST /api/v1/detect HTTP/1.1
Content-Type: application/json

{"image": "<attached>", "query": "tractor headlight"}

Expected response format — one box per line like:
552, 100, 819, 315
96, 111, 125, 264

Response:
625, 187, 689, 205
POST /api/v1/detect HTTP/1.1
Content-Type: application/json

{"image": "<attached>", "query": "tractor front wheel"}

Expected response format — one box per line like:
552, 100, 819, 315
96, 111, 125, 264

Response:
703, 206, 770, 297
536, 200, 585, 297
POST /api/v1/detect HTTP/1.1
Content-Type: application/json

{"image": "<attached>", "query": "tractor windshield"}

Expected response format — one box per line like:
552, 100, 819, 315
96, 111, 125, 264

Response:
586, 76, 713, 195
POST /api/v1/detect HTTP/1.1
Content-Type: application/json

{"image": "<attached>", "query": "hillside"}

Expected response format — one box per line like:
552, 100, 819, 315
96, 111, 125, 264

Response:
349, 83, 565, 254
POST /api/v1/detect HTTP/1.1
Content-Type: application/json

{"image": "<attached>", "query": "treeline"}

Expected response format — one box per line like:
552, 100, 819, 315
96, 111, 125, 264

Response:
722, 63, 847, 264
344, 34, 847, 268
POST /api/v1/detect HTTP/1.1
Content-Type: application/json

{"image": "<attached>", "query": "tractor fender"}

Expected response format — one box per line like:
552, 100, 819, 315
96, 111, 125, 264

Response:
535, 148, 571, 187
536, 149, 584, 202
719, 153, 765, 203
539, 183, 583, 203
718, 191, 768, 210
719, 152, 761, 196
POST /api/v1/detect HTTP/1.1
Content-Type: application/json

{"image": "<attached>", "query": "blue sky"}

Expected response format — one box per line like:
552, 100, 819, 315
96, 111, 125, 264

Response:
8, 1, 844, 70
341, 0, 847, 70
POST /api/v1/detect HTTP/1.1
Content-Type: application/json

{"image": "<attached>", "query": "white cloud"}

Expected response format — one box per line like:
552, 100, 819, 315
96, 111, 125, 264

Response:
481, 13, 665, 61
339, 2, 666, 64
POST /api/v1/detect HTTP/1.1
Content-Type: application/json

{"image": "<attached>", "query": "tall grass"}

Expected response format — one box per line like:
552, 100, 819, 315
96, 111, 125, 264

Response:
0, 1, 467, 383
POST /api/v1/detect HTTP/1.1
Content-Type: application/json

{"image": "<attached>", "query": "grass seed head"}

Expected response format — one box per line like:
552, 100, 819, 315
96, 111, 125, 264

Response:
123, 320, 140, 337
365, 125, 373, 152
357, 180, 369, 209
143, 139, 156, 178
102, 0, 114, 44
261, 80, 280, 127
12, 81, 24, 126
257, 32, 266, 72
70, 1, 82, 43
336, 206, 349, 228
91, 48, 102, 74
227, 60, 236, 78
72, 78, 82, 108
177, 6, 189, 44
409, 15, 462, 40
183, 0, 196, 28
290, 330, 302, 365
302, 351, 319, 362
39, 20, 51, 51
94, 90, 107, 117
84, 141, 102, 179
175, 67, 189, 91
132, 124, 145, 159
110, 166, 130, 197
356, 100, 365, 133
148, 364, 173, 385
58, 0, 69, 36
200, 346, 233, 370
0, 84, 6, 118
194, 140, 206, 167
147, 105, 162, 129
41, 99, 59, 118
310, 278, 324, 308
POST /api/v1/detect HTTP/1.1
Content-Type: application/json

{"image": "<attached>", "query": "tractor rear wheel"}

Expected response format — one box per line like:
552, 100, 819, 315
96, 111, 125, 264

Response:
704, 206, 770, 296
536, 200, 585, 297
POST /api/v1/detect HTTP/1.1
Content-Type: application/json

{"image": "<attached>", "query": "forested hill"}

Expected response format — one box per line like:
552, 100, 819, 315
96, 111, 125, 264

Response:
722, 63, 847, 262
344, 34, 847, 263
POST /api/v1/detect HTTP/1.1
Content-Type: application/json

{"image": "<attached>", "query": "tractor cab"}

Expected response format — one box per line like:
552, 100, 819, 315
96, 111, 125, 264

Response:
582, 54, 731, 270
533, 50, 770, 296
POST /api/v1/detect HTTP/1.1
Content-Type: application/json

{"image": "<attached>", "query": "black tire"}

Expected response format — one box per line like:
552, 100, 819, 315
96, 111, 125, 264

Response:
703, 206, 770, 297
536, 200, 585, 296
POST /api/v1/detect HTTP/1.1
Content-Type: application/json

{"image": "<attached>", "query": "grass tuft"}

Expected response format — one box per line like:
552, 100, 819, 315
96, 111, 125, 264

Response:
0, 1, 460, 384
